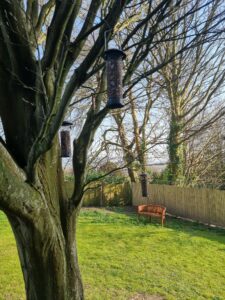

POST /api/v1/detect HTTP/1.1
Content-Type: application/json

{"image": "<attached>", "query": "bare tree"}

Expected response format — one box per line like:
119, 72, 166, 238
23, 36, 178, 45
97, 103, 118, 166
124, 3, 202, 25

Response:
103, 80, 167, 182
183, 118, 225, 188
0, 1, 224, 299
149, 0, 225, 184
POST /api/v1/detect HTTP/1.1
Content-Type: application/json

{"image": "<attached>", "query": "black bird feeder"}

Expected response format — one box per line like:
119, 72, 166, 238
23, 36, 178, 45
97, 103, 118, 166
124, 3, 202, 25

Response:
60, 121, 73, 158
140, 173, 148, 197
104, 48, 126, 109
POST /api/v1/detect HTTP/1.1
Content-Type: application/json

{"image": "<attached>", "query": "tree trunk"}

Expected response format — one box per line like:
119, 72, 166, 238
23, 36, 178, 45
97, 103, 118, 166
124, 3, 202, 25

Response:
8, 212, 83, 300
1, 141, 84, 300
127, 167, 137, 183
0, 68, 109, 299
113, 114, 138, 183
168, 115, 185, 185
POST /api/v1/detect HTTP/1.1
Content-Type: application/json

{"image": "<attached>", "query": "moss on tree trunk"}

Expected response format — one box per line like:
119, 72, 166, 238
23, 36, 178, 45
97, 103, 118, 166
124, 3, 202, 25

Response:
0, 140, 84, 300
8, 213, 84, 300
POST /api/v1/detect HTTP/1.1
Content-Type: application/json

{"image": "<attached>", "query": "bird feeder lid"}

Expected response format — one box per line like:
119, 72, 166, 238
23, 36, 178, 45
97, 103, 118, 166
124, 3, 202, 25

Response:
104, 48, 126, 60
140, 173, 148, 179
62, 121, 73, 127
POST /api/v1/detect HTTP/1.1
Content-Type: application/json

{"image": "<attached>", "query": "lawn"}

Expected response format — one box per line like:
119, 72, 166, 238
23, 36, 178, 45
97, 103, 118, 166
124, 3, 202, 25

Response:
0, 208, 225, 300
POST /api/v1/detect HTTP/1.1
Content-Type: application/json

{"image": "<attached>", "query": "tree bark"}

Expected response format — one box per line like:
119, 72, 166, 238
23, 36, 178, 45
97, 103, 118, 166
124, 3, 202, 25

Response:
7, 213, 83, 300
0, 60, 107, 300
168, 114, 185, 185
0, 140, 84, 300
113, 114, 138, 182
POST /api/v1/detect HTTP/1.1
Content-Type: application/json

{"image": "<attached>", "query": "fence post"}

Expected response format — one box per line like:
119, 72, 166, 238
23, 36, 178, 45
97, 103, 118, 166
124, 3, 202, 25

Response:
100, 183, 104, 207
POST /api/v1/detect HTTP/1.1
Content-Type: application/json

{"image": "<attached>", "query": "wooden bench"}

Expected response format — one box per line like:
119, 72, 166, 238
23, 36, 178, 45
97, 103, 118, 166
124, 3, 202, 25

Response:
137, 204, 166, 226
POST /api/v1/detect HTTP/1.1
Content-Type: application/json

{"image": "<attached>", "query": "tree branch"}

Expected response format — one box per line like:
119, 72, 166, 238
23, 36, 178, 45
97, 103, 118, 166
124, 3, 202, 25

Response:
35, 0, 55, 36
42, 1, 76, 70
0, 142, 43, 220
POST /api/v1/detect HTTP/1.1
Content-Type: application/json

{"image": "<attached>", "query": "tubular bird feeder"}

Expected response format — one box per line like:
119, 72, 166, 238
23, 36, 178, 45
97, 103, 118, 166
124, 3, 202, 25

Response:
104, 48, 126, 109
60, 121, 73, 158
140, 173, 148, 197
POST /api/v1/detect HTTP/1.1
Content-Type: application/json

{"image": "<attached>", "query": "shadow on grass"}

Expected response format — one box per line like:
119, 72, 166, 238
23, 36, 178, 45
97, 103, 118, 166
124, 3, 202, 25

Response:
81, 206, 225, 245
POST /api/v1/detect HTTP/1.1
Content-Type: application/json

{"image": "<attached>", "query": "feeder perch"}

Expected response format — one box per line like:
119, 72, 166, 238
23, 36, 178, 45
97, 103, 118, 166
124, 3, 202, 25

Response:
60, 121, 73, 158
104, 48, 126, 109
140, 173, 148, 197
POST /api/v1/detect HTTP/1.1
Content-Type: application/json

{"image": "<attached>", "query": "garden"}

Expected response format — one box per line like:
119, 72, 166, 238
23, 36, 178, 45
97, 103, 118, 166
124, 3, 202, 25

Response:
1, 208, 225, 300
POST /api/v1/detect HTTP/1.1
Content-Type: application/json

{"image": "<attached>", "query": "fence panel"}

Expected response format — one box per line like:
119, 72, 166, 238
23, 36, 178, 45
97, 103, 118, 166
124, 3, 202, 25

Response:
132, 183, 225, 227
65, 181, 132, 206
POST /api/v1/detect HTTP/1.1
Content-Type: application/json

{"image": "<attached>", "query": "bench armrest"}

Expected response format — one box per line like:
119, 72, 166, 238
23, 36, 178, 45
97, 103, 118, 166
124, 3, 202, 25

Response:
137, 205, 148, 213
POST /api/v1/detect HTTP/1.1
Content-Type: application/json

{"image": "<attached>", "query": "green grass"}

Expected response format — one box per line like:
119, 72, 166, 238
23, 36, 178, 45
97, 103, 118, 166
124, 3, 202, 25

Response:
0, 208, 225, 300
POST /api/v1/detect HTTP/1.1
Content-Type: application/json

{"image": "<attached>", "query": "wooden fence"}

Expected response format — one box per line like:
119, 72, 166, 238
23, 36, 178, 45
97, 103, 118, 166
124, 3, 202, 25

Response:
65, 181, 132, 206
132, 183, 225, 228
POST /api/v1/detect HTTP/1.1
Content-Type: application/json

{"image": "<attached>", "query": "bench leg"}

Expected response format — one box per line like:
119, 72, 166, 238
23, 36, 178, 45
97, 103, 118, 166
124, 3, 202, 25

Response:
161, 216, 163, 227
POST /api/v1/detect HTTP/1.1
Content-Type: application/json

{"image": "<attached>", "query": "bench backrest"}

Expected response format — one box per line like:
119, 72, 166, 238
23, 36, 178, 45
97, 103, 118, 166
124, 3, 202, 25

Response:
138, 204, 166, 215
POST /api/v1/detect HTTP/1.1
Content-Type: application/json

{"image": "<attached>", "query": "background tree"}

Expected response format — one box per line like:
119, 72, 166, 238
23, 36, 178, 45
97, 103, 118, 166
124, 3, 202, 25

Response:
184, 118, 225, 188
150, 0, 225, 184
0, 1, 224, 299
99, 80, 166, 182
